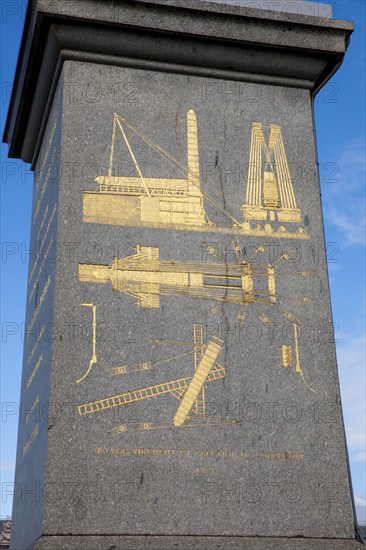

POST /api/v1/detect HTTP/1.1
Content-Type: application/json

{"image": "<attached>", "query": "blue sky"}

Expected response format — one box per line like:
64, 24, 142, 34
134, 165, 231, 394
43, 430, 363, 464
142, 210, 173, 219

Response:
1, 0, 365, 523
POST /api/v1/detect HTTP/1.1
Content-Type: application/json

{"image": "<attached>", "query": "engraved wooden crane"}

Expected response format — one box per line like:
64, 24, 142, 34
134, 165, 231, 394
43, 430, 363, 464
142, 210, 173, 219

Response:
84, 110, 209, 227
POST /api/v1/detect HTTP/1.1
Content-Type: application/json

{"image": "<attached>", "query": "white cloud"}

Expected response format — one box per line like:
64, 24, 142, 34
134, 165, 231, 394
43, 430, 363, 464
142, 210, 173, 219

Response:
322, 137, 366, 246
325, 207, 365, 246
337, 332, 366, 464
356, 494, 366, 525
355, 495, 366, 506
0, 461, 15, 472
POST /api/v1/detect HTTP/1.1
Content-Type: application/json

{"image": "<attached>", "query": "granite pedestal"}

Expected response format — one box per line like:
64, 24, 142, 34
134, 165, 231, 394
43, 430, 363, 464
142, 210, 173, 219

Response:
4, 1, 362, 548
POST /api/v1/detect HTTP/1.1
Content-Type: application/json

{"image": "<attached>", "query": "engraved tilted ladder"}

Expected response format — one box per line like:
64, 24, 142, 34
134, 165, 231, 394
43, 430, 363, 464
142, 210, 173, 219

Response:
193, 323, 206, 416
173, 336, 224, 427
77, 365, 226, 417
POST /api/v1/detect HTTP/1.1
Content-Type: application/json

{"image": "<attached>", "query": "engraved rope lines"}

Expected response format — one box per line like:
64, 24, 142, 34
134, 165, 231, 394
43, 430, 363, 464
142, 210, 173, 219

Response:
276, 322, 316, 393
76, 304, 97, 384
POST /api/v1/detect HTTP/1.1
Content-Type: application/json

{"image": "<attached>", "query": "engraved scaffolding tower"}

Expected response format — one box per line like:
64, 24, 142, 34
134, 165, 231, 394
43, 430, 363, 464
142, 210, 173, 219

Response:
242, 122, 301, 223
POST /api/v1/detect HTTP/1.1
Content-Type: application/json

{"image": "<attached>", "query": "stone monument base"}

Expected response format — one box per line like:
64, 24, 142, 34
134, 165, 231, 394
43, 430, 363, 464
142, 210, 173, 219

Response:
4, 2, 360, 550
33, 535, 363, 549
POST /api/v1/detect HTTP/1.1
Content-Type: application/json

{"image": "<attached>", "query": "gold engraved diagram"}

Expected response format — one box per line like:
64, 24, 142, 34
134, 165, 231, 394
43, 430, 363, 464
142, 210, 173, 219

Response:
83, 112, 308, 239
76, 304, 97, 384
173, 335, 222, 427
276, 322, 316, 393
78, 324, 232, 433
77, 244, 316, 393
83, 110, 206, 228
243, 122, 302, 224
78, 245, 277, 309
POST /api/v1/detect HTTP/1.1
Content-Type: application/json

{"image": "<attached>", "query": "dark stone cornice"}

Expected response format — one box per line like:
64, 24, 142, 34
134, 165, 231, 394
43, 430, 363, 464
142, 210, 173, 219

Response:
3, 0, 353, 164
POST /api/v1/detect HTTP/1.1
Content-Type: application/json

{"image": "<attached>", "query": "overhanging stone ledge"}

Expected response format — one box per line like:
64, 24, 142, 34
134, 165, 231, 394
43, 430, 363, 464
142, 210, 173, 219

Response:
4, 0, 353, 165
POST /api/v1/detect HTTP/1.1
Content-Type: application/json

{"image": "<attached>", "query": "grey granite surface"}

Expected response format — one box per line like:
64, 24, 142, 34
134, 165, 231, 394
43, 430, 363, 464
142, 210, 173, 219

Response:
33, 535, 363, 549
5, 1, 359, 549
35, 61, 359, 544
200, 0, 333, 18
8, 76, 64, 550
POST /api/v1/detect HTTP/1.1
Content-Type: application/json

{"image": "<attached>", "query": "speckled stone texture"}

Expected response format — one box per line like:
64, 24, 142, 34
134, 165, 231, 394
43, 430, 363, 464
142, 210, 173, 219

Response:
33, 535, 363, 549
201, 0, 333, 17
4, 1, 362, 549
